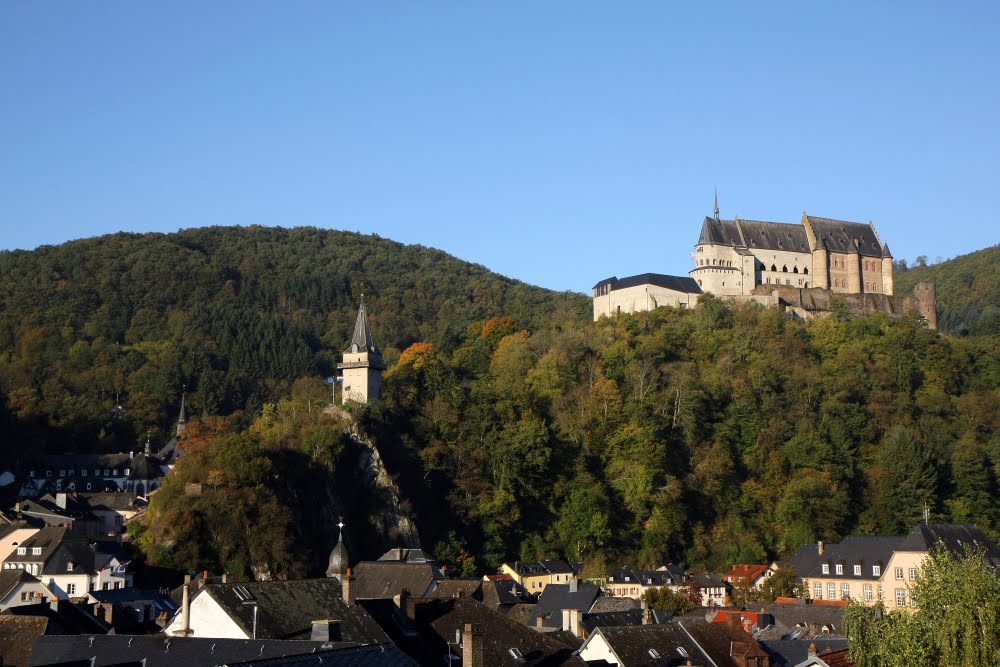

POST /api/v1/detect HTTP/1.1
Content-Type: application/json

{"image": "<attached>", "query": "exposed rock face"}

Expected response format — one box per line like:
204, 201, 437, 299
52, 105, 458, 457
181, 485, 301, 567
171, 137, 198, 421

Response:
347, 424, 422, 549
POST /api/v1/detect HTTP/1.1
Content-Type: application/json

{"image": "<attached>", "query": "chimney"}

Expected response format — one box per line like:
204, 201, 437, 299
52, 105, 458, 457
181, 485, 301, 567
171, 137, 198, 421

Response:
342, 567, 355, 606
177, 574, 192, 636
221, 573, 228, 584
535, 612, 546, 628
311, 619, 341, 642
568, 576, 578, 593
571, 609, 583, 637
55, 493, 67, 509
643, 606, 653, 625
561, 609, 572, 632
462, 623, 483, 667
817, 541, 824, 556
394, 588, 415, 623
96, 601, 115, 626
808, 642, 817, 658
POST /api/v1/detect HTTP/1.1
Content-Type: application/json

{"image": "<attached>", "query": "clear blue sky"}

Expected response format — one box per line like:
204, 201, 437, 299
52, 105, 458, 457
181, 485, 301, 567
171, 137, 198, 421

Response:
1, 2, 997, 293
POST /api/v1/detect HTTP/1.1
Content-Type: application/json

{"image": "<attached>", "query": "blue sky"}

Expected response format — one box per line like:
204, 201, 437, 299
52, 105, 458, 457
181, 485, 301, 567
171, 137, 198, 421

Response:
1, 2, 997, 293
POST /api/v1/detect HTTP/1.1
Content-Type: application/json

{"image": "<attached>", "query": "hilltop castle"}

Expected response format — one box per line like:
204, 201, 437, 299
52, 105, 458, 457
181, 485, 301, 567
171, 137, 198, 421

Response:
337, 298, 385, 405
593, 201, 936, 327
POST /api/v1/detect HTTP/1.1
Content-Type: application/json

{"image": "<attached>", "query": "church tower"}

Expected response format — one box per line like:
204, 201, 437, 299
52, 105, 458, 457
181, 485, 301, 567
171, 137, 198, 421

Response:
326, 519, 349, 579
337, 297, 385, 405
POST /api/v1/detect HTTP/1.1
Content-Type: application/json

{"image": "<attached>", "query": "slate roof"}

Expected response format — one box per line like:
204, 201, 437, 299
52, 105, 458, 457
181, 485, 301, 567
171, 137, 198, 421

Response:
588, 597, 641, 614
0, 569, 43, 600
199, 579, 389, 643
350, 562, 437, 600
595, 274, 702, 295
581, 609, 674, 635
787, 536, 903, 581
481, 579, 531, 609
43, 539, 129, 577
71, 492, 147, 513
0, 615, 47, 666
698, 217, 811, 253
4, 599, 110, 635
760, 639, 850, 667
535, 583, 601, 629
608, 567, 682, 587
752, 603, 847, 641
586, 624, 710, 666
345, 300, 379, 356
376, 548, 438, 564
369, 596, 586, 666
504, 602, 539, 626
896, 523, 1000, 562
28, 636, 357, 667
4, 526, 68, 565
805, 216, 887, 258
226, 643, 420, 666
425, 578, 483, 601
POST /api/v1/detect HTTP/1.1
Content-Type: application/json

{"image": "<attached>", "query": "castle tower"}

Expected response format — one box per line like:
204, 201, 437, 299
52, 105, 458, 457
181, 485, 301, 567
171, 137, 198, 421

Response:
847, 240, 862, 293
881, 242, 894, 296
337, 297, 385, 405
801, 213, 829, 290
326, 519, 348, 579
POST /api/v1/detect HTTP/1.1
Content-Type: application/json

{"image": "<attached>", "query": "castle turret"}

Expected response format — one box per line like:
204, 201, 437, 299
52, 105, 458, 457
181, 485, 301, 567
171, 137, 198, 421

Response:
847, 240, 862, 293
337, 297, 385, 405
881, 242, 894, 296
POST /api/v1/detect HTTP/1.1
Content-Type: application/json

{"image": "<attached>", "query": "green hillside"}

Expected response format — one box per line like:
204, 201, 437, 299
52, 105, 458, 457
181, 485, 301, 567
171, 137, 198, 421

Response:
0, 226, 589, 453
895, 245, 1000, 336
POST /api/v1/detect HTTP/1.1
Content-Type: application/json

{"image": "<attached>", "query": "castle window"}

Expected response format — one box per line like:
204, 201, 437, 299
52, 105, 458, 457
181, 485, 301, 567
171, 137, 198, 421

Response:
793, 266, 799, 273
782, 265, 788, 272
771, 264, 777, 272
803, 268, 809, 274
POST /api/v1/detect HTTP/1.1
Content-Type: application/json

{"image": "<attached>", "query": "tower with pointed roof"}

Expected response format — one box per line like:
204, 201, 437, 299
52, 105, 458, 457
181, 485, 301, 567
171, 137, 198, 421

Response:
337, 297, 385, 405
176, 390, 187, 438
326, 518, 349, 579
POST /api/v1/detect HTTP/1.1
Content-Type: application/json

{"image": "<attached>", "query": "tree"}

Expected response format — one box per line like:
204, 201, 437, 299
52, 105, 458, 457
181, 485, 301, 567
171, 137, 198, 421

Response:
844, 547, 1000, 666
642, 586, 698, 616
759, 565, 797, 602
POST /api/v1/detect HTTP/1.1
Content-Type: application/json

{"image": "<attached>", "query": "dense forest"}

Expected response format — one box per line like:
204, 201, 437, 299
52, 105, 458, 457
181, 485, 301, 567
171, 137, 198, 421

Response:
895, 244, 1000, 336
2, 227, 999, 580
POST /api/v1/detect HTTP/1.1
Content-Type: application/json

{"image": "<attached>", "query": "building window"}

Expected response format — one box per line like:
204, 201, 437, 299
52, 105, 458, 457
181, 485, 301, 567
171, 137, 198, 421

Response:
803, 267, 809, 274
827, 584, 836, 600
841, 583, 850, 599
854, 565, 862, 576
909, 568, 917, 580
873, 566, 881, 577
46, 471, 52, 478
67, 583, 76, 595
864, 584, 873, 601
81, 470, 87, 477
102, 582, 110, 590
895, 589, 906, 606
124, 468, 130, 476
835, 564, 843, 575
32, 548, 41, 556
115, 581, 123, 589
822, 564, 829, 574
17, 547, 25, 555
814, 583, 822, 599
59, 470, 65, 477
67, 562, 73, 572
895, 568, 903, 580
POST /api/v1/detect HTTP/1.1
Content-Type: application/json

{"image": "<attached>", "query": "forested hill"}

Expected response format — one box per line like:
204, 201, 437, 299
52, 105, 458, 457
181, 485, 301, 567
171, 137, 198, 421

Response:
0, 226, 589, 453
895, 244, 1000, 336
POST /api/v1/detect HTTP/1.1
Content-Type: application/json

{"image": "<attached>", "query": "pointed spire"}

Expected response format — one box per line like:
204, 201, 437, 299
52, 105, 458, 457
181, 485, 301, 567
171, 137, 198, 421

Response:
144, 432, 151, 457
326, 517, 349, 579
347, 295, 378, 354
176, 387, 187, 438
713, 189, 720, 221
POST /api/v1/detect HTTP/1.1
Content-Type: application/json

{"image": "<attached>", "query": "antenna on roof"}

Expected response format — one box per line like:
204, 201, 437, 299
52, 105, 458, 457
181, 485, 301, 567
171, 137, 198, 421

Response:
714, 189, 720, 221
923, 502, 930, 525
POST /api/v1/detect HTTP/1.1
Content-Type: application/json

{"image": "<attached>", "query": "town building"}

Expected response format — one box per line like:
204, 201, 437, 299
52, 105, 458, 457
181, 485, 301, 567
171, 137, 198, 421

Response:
500, 560, 579, 595
788, 536, 902, 605
337, 297, 385, 405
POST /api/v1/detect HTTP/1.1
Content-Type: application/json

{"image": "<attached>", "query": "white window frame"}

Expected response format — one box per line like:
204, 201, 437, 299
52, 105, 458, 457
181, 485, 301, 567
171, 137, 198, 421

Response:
827, 583, 836, 600
863, 584, 873, 601
895, 589, 906, 606
895, 567, 903, 580
853, 564, 861, 576
873, 565, 881, 577
822, 564, 829, 574
67, 583, 76, 595
835, 564, 843, 575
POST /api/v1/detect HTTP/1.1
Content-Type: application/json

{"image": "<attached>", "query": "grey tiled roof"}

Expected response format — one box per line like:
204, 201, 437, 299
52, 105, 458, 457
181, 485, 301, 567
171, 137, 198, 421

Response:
896, 523, 1000, 562
351, 562, 437, 600
787, 536, 903, 580
806, 216, 887, 258
227, 643, 420, 666
200, 579, 389, 643
603, 274, 702, 295
534, 583, 601, 628
698, 217, 811, 253
588, 624, 710, 666
761, 638, 850, 667
29, 636, 359, 667
0, 615, 48, 667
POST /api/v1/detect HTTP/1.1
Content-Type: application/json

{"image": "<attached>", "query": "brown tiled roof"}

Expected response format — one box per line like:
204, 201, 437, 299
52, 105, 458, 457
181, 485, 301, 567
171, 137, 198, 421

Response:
0, 615, 48, 667
722, 564, 770, 582
819, 647, 856, 667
